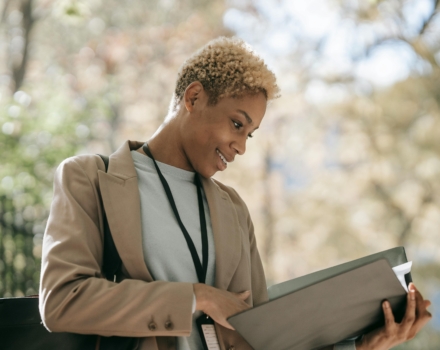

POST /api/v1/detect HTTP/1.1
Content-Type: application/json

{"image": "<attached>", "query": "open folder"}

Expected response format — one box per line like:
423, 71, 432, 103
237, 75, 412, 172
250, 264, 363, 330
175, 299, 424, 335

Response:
228, 247, 411, 350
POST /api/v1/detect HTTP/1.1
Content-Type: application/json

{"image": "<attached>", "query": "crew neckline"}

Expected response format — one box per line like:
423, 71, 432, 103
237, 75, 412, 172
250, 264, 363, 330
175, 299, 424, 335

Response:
131, 150, 195, 182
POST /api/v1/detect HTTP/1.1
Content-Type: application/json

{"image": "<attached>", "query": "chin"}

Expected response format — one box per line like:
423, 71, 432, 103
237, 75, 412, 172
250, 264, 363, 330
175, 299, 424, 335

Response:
199, 166, 218, 179
201, 170, 216, 179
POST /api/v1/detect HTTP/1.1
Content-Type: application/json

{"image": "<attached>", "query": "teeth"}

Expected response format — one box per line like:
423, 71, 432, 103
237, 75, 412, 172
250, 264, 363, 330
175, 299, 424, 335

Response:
216, 149, 227, 165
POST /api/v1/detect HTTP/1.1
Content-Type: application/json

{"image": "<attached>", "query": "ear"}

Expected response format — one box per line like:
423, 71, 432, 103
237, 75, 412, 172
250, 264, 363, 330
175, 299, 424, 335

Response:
183, 81, 205, 112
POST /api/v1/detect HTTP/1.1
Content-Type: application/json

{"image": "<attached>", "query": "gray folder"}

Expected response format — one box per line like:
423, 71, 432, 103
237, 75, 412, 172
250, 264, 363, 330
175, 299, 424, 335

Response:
228, 247, 410, 350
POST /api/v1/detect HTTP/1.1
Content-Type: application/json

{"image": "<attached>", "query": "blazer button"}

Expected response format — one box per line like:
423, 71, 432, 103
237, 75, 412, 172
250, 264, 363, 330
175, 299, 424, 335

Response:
148, 321, 157, 331
165, 320, 174, 330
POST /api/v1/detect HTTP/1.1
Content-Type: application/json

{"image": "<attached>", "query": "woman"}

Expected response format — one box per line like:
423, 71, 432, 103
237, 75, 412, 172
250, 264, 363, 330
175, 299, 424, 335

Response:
39, 37, 431, 350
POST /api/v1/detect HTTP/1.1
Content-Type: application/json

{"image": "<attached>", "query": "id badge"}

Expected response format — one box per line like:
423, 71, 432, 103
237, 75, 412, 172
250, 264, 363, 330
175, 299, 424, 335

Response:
196, 314, 220, 350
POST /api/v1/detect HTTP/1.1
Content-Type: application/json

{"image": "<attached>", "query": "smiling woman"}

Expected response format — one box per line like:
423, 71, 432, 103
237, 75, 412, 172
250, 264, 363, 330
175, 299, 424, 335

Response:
142, 37, 278, 179
39, 36, 280, 350
38, 37, 430, 350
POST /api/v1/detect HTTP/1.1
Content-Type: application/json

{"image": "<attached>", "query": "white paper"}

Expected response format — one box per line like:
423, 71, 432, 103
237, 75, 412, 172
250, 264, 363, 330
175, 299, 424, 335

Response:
201, 324, 221, 350
392, 261, 412, 292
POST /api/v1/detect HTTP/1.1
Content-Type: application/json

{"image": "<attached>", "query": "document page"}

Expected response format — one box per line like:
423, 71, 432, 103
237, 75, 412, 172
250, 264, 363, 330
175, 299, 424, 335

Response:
392, 261, 412, 292
268, 247, 411, 301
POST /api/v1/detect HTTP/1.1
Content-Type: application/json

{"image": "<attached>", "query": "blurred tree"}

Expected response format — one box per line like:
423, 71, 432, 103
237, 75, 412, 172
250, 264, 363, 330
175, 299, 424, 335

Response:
0, 87, 94, 296
1, 0, 439, 346
219, 0, 440, 278
0, 0, 228, 297
217, 0, 440, 347
1, 0, 37, 92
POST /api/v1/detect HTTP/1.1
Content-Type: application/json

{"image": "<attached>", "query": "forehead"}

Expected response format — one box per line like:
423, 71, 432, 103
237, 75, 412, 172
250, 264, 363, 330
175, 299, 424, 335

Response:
213, 93, 267, 124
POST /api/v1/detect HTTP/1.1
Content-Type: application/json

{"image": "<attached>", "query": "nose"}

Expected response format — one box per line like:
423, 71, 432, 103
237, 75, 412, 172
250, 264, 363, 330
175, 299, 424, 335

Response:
232, 137, 246, 156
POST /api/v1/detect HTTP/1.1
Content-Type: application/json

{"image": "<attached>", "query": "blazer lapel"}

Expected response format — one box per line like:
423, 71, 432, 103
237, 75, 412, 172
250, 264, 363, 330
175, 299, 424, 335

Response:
202, 178, 242, 290
98, 141, 243, 289
98, 140, 153, 282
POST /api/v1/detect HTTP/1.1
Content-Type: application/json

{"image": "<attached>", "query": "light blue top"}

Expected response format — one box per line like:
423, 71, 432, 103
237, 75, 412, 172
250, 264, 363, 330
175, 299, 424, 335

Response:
131, 150, 216, 350
131, 150, 355, 350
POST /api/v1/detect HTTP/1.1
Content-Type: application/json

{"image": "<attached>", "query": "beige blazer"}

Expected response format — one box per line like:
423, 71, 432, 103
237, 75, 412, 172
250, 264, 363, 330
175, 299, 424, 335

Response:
39, 140, 268, 350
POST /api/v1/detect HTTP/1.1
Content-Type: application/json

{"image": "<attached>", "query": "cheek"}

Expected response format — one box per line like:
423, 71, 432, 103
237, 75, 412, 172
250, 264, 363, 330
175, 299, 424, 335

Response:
188, 133, 213, 159
198, 130, 219, 149
191, 121, 230, 153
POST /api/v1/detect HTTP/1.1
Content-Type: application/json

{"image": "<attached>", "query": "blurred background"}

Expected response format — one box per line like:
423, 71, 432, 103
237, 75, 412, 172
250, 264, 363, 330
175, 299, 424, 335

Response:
0, 0, 439, 347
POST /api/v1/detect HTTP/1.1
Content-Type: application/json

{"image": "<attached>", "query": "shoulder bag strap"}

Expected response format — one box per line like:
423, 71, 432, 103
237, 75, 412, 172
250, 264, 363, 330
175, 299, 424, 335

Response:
97, 154, 122, 282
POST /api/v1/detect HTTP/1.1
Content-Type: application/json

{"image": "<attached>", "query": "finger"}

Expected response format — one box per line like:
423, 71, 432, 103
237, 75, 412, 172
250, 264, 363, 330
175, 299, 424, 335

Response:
411, 289, 433, 331
413, 287, 432, 320
416, 294, 425, 315
382, 300, 396, 330
217, 318, 235, 331
409, 308, 432, 338
236, 290, 251, 300
411, 284, 431, 309
401, 283, 417, 332
412, 284, 424, 300
225, 322, 235, 331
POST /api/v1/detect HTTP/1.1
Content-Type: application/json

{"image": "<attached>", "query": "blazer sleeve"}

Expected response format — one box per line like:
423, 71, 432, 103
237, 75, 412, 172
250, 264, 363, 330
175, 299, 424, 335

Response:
247, 215, 268, 306
226, 185, 268, 306
39, 156, 194, 337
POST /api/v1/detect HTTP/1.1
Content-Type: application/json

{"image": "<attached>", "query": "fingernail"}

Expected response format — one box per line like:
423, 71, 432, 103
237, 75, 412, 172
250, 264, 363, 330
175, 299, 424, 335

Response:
409, 284, 416, 299
383, 301, 389, 308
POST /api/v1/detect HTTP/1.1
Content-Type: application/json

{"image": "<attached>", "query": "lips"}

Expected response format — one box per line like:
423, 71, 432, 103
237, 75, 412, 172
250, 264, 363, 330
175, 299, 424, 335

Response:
216, 149, 229, 171
216, 149, 228, 165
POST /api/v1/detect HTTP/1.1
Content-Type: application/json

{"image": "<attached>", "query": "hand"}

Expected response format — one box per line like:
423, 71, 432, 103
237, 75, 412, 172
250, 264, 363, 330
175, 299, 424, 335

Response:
193, 283, 251, 330
355, 283, 432, 350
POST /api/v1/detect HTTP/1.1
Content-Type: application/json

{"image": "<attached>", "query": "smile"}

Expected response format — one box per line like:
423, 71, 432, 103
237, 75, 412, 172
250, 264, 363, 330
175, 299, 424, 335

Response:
216, 149, 228, 166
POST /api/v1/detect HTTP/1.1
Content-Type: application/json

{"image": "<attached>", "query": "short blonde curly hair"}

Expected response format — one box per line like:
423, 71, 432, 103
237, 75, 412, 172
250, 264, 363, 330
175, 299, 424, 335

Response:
173, 37, 279, 108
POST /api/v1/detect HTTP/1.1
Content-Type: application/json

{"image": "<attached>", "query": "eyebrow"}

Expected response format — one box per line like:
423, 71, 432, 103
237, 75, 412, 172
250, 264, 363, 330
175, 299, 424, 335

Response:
237, 109, 253, 125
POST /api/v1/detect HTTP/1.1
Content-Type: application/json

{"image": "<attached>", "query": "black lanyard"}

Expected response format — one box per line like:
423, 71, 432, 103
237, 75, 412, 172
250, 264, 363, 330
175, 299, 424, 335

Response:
142, 143, 209, 284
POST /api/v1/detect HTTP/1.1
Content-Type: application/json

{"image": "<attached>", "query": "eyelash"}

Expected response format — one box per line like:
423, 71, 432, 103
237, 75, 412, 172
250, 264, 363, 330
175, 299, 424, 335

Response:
233, 121, 242, 129
233, 121, 253, 139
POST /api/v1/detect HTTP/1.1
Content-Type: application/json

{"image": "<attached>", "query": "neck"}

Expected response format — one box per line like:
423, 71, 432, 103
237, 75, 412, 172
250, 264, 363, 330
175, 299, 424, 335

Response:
138, 117, 194, 172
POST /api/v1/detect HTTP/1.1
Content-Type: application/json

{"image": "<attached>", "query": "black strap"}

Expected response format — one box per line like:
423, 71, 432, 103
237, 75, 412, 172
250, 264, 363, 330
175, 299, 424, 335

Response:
142, 143, 209, 284
195, 175, 209, 282
98, 154, 122, 282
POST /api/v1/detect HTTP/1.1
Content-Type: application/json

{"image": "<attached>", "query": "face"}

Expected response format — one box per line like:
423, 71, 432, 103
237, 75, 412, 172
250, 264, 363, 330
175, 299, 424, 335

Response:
182, 89, 267, 178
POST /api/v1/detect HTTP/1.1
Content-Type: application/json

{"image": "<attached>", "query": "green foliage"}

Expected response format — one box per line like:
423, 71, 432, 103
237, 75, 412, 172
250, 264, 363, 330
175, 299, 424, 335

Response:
0, 86, 94, 296
0, 0, 227, 298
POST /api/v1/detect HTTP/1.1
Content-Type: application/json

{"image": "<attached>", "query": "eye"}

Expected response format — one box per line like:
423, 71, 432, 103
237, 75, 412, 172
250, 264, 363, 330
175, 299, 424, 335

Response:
233, 120, 242, 130
232, 119, 254, 139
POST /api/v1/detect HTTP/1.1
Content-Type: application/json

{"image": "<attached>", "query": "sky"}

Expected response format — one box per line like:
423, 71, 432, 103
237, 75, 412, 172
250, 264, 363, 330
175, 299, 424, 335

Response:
224, 0, 436, 88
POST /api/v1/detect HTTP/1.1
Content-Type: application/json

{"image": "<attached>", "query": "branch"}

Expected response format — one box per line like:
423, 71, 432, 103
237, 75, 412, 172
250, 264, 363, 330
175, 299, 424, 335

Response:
1, 0, 13, 26
11, 0, 36, 92
359, 0, 439, 68
363, 36, 406, 58
420, 0, 439, 35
